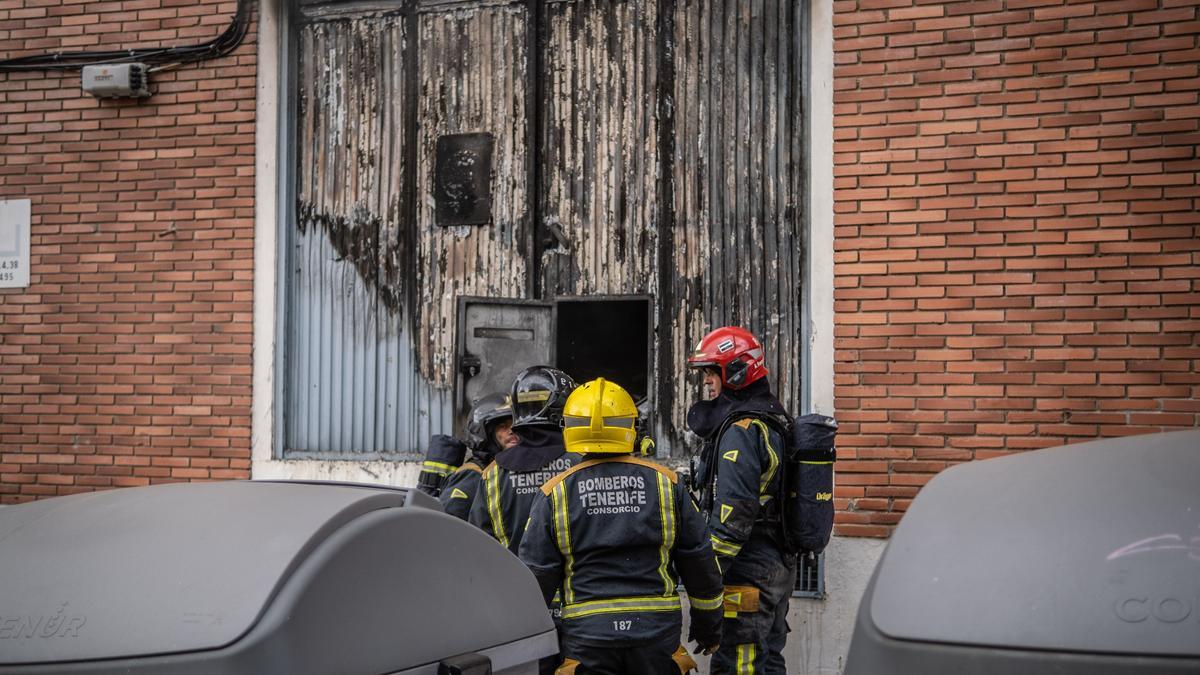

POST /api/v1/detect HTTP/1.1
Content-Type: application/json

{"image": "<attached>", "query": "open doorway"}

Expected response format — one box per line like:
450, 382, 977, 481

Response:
554, 297, 652, 404
456, 295, 653, 435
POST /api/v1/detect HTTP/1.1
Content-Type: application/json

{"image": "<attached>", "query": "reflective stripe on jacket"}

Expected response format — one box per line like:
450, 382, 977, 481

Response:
520, 455, 724, 646
468, 453, 578, 554
438, 460, 485, 521
704, 417, 787, 568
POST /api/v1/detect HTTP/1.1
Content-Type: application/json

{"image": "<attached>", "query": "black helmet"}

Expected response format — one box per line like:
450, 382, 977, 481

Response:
466, 392, 512, 450
511, 366, 577, 428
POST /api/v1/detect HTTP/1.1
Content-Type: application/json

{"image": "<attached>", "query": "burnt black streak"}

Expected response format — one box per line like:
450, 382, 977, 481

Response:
297, 200, 403, 313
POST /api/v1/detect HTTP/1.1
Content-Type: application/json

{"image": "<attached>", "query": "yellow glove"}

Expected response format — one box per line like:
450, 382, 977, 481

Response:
638, 436, 656, 457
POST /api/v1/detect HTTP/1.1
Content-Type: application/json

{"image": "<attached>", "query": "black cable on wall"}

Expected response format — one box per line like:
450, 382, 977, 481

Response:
0, 0, 251, 72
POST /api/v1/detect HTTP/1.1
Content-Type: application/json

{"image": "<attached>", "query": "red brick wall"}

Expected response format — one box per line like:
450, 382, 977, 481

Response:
832, 0, 1200, 536
0, 1, 256, 503
3, 1, 1198, 533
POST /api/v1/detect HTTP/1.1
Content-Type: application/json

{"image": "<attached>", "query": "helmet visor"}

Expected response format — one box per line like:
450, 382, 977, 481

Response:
562, 415, 636, 429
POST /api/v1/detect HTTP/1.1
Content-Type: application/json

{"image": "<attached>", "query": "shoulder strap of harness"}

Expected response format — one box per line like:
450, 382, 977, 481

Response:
542, 456, 677, 495
726, 411, 789, 436
457, 460, 485, 475
699, 411, 789, 513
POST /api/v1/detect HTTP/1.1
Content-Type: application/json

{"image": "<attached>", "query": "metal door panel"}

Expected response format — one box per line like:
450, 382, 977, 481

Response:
457, 298, 553, 423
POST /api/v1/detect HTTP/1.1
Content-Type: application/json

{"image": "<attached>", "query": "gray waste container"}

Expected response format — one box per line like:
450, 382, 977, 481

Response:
846, 430, 1200, 674
0, 481, 557, 674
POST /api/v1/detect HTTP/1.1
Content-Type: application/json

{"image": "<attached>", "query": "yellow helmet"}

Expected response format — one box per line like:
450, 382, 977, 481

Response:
561, 378, 639, 455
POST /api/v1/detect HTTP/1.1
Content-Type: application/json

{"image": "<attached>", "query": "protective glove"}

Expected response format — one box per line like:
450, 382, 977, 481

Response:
687, 612, 721, 655
426, 434, 468, 466
416, 435, 467, 497
637, 435, 656, 457
532, 570, 560, 607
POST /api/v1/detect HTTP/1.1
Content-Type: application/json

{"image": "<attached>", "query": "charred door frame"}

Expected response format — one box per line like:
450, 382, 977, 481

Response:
653, 0, 677, 456
275, 0, 300, 460
798, 0, 814, 417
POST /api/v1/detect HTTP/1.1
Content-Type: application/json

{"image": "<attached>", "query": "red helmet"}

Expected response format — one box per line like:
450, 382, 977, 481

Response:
686, 326, 769, 390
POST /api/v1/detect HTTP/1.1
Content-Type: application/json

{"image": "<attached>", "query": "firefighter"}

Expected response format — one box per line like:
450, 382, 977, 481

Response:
416, 434, 468, 499
468, 366, 580, 554
439, 393, 518, 520
687, 327, 795, 674
519, 378, 724, 674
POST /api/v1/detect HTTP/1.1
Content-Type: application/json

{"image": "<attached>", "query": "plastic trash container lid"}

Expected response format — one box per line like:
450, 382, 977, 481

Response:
0, 481, 448, 664
868, 430, 1200, 657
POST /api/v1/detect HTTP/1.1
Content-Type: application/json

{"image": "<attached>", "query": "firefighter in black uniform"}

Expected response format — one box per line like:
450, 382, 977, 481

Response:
416, 434, 468, 498
469, 366, 579, 554
520, 378, 724, 674
687, 327, 795, 675
438, 393, 518, 520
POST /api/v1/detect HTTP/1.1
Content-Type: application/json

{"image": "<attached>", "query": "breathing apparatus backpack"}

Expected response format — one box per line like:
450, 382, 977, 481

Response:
779, 414, 838, 554
694, 412, 838, 555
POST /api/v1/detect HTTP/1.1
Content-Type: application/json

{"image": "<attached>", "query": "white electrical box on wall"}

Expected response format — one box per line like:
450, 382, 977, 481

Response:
0, 199, 31, 289
82, 63, 152, 98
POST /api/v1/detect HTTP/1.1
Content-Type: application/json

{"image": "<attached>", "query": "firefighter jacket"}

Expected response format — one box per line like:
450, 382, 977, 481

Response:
519, 455, 725, 648
468, 425, 579, 554
701, 415, 789, 570
438, 458, 487, 521
690, 382, 791, 572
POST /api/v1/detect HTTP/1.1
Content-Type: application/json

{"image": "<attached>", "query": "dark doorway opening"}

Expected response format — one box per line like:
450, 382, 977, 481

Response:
554, 297, 652, 403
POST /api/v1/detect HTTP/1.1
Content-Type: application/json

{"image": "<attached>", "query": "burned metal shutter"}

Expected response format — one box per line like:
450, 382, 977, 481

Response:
285, 1, 531, 456
667, 0, 807, 437
415, 2, 532, 387
282, 0, 808, 456
288, 10, 451, 456
539, 0, 663, 297
537, 0, 807, 442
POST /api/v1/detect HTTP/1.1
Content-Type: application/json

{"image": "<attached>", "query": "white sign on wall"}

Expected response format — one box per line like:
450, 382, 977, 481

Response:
0, 199, 31, 289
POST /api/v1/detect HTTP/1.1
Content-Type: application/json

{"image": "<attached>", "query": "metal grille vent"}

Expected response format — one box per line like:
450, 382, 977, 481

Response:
793, 552, 824, 599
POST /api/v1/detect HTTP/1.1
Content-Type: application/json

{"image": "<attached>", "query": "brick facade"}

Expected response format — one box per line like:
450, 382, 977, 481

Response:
832, 0, 1200, 536
2, 0, 1197, 533
0, 0, 257, 503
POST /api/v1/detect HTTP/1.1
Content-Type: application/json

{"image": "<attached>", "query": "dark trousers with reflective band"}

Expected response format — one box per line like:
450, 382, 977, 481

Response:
710, 538, 796, 675
557, 638, 679, 675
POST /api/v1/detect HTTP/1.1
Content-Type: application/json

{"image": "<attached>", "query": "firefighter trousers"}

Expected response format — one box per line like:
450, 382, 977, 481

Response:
556, 637, 680, 675
709, 540, 796, 675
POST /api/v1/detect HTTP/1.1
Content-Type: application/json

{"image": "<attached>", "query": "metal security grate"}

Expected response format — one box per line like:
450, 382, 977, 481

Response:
793, 551, 825, 599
